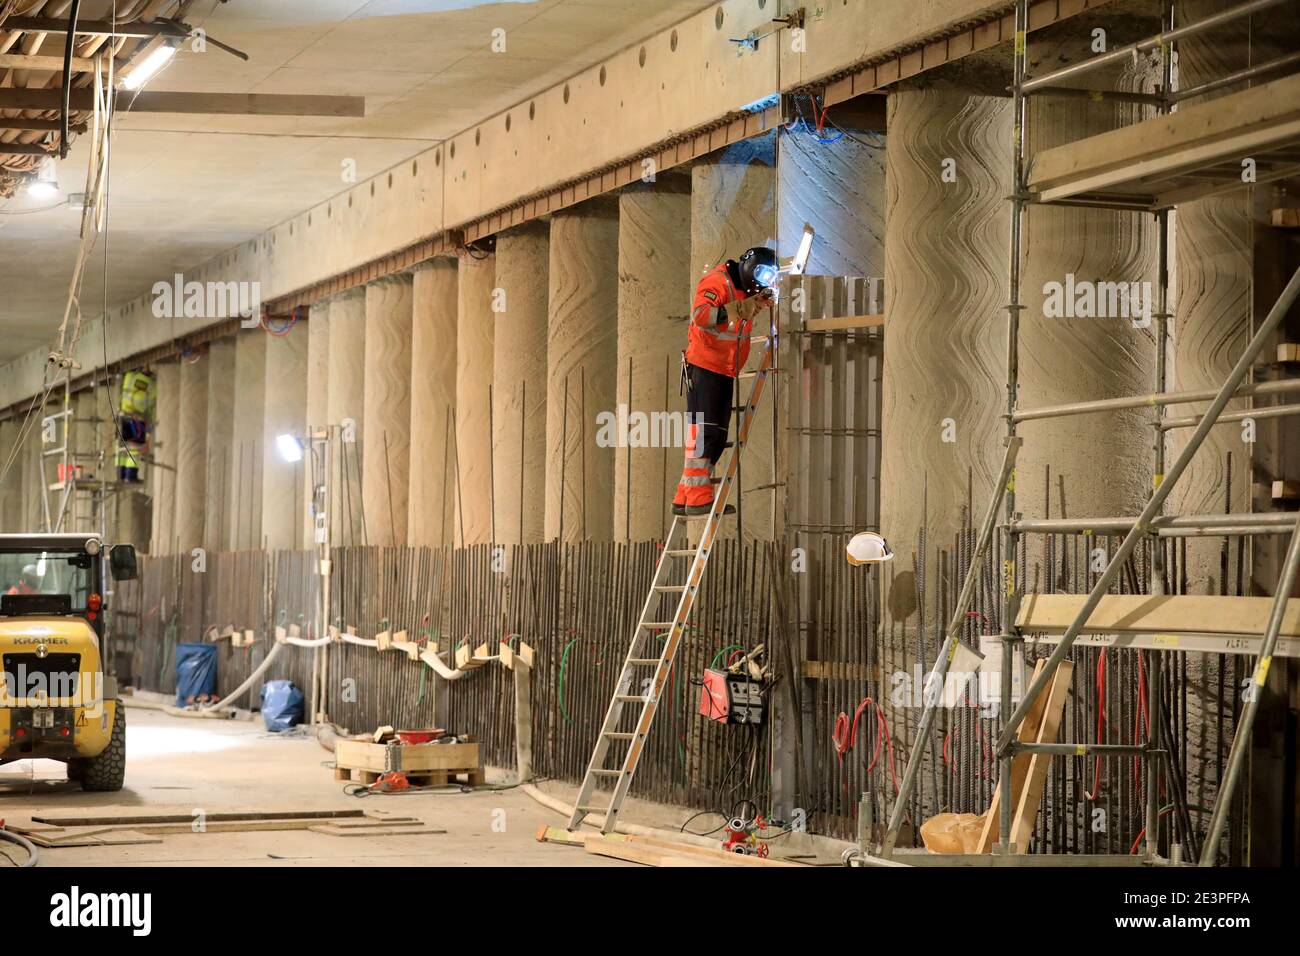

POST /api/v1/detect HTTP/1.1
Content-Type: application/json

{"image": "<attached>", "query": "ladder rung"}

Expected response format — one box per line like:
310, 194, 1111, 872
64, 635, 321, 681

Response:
604, 732, 636, 740
666, 549, 695, 557
641, 622, 675, 629
576, 804, 608, 812
627, 658, 661, 665
738, 368, 778, 379
590, 769, 622, 777
653, 585, 685, 593
615, 695, 649, 703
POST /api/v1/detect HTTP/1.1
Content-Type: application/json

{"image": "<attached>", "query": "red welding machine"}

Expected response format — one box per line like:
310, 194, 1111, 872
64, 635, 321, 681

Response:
699, 669, 765, 725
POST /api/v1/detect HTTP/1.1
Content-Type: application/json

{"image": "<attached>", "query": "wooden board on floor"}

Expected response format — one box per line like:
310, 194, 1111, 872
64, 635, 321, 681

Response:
18, 828, 162, 849
584, 837, 734, 867
539, 826, 802, 867
30, 807, 370, 826
1008, 661, 1076, 852
308, 824, 445, 837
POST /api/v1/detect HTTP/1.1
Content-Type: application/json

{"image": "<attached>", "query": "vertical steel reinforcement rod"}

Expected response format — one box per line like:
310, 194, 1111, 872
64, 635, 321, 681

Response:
880, 436, 1022, 857
1199, 507, 1300, 865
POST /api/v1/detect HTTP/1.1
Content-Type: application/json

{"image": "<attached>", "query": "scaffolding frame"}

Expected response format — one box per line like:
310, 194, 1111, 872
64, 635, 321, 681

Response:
874, 0, 1300, 866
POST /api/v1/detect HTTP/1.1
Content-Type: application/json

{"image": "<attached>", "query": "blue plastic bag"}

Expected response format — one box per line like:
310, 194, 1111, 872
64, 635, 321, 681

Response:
175, 643, 218, 706
260, 679, 304, 733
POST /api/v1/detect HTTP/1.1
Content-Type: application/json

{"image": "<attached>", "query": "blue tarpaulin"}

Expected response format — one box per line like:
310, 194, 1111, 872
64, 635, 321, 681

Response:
174, 643, 218, 707
260, 680, 304, 733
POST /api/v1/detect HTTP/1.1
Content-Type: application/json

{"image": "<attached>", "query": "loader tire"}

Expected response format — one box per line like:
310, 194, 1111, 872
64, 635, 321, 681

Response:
77, 700, 126, 792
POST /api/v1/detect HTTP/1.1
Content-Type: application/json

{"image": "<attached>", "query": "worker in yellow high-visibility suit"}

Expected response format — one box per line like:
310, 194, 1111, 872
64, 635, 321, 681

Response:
117, 368, 155, 483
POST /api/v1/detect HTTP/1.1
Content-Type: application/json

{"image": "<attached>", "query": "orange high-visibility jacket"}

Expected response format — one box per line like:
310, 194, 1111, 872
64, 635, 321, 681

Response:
686, 262, 753, 378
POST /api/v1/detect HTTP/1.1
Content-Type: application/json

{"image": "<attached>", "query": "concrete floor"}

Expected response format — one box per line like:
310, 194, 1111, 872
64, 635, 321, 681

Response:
0, 702, 623, 868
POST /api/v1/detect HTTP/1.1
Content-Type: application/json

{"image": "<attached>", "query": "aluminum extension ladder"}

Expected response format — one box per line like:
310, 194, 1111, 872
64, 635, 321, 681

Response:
567, 326, 777, 834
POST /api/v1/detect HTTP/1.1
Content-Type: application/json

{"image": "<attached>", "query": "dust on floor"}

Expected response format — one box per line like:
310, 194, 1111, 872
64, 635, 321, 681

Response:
0, 703, 625, 868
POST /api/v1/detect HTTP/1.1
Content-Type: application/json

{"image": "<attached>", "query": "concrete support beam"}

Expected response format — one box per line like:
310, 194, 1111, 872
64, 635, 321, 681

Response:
363, 276, 414, 547
409, 260, 459, 548
305, 302, 331, 549
615, 175, 691, 543
691, 135, 776, 541
262, 324, 309, 551
493, 225, 549, 546
455, 253, 497, 546
545, 198, 620, 543
150, 362, 181, 554
204, 339, 236, 552
879, 82, 1011, 620
1018, 22, 1159, 573
1168, 0, 1258, 594
174, 353, 209, 554
326, 290, 366, 546
229, 333, 266, 551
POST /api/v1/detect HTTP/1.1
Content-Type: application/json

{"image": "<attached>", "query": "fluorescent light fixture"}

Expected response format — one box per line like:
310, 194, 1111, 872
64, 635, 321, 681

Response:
276, 434, 304, 463
122, 43, 177, 91
782, 224, 815, 277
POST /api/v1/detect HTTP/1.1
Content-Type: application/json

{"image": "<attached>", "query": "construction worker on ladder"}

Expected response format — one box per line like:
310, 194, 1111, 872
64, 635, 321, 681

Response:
116, 367, 156, 484
672, 246, 779, 517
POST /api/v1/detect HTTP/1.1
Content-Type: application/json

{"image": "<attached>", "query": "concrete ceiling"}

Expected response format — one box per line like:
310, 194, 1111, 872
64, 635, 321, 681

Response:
0, 0, 714, 363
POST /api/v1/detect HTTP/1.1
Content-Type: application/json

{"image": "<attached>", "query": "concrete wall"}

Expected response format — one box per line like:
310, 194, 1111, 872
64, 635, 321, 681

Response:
615, 175, 691, 542
879, 81, 1010, 622
545, 198, 620, 543
409, 260, 460, 548
362, 276, 414, 547
493, 225, 550, 546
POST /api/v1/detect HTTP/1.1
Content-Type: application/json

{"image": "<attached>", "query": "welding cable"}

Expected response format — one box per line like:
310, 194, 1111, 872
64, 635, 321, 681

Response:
832, 697, 899, 791
942, 698, 991, 778
0, 828, 38, 868
260, 308, 299, 336
557, 635, 581, 725
1128, 805, 1176, 855
1084, 650, 1108, 801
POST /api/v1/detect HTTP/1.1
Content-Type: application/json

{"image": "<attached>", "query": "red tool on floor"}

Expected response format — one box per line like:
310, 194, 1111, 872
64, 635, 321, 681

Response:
368, 772, 412, 793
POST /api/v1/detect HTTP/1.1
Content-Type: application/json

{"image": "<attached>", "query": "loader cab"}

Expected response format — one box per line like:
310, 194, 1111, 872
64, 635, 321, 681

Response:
0, 534, 135, 642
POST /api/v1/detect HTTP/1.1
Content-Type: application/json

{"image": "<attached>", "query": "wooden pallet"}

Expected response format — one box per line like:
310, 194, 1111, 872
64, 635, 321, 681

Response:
333, 737, 485, 787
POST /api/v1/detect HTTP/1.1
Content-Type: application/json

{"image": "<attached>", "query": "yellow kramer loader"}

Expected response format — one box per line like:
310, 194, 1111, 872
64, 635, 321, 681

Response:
0, 534, 137, 791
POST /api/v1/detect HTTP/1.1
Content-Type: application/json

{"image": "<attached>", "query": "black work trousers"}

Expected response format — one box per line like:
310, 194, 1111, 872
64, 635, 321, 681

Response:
686, 363, 734, 466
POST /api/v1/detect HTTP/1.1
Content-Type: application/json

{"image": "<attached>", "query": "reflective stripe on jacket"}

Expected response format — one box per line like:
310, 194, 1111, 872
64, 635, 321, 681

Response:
686, 262, 751, 378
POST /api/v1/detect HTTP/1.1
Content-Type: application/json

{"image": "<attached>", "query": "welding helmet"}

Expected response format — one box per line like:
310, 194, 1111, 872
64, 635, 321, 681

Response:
846, 532, 894, 565
736, 246, 778, 296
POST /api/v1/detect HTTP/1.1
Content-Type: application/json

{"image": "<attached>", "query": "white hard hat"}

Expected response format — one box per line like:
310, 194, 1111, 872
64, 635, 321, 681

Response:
846, 532, 894, 566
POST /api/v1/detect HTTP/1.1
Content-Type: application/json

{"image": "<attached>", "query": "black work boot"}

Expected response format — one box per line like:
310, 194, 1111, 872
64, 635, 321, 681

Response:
684, 502, 735, 517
